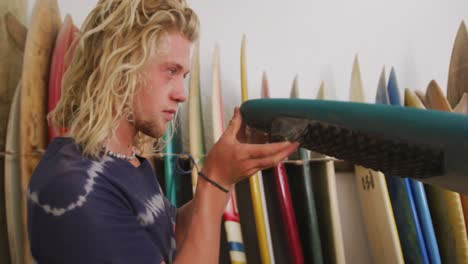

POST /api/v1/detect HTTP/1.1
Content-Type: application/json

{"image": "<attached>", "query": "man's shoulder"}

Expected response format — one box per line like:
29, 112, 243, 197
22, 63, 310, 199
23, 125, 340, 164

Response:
28, 138, 115, 214
30, 137, 101, 185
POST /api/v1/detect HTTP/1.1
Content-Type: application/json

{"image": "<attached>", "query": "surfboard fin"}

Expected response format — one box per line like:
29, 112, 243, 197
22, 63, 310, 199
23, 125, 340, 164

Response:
270, 116, 444, 179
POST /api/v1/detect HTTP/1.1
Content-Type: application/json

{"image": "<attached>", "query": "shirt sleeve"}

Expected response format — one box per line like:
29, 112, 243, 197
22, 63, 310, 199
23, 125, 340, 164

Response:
28, 175, 164, 264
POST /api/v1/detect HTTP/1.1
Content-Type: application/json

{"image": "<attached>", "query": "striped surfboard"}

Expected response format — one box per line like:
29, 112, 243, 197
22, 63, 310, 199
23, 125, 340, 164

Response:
211, 45, 247, 263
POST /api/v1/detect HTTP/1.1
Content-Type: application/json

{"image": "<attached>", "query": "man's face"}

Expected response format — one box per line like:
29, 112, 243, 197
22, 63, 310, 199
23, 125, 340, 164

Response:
133, 31, 191, 138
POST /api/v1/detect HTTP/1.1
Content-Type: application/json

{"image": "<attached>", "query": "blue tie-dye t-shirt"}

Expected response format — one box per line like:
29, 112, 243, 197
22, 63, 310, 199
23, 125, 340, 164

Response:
27, 137, 176, 264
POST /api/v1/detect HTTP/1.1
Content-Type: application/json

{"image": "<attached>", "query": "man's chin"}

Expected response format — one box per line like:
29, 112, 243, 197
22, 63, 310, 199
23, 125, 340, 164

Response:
136, 124, 164, 139
140, 130, 164, 139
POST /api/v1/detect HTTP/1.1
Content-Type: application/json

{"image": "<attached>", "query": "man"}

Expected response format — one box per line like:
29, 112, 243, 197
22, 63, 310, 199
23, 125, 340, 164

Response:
28, 0, 298, 263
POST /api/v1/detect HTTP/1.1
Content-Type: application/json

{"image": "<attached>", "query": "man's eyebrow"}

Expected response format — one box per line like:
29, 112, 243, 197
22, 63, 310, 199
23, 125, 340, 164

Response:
163, 62, 190, 77
163, 62, 184, 70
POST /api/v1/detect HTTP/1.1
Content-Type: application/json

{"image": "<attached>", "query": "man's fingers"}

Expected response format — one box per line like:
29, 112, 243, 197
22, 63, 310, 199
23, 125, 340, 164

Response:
255, 143, 299, 169
245, 141, 298, 159
241, 142, 299, 175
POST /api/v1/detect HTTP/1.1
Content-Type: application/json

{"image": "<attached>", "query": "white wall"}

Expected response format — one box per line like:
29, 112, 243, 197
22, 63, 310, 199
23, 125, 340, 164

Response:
27, 0, 468, 148
188, 0, 468, 100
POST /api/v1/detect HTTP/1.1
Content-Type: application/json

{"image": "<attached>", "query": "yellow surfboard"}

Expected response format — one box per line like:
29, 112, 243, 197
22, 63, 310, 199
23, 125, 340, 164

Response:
425, 80, 468, 263
453, 94, 468, 232
240, 35, 273, 264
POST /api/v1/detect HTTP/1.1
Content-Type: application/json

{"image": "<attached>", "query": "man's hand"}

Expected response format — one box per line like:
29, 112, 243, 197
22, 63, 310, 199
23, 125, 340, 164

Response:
202, 107, 299, 189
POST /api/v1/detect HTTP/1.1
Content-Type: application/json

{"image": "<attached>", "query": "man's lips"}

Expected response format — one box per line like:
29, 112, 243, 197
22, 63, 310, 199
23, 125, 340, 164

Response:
163, 110, 176, 121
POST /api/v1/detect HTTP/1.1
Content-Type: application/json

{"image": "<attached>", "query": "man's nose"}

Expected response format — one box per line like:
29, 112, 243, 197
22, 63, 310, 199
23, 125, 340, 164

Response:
171, 79, 187, 103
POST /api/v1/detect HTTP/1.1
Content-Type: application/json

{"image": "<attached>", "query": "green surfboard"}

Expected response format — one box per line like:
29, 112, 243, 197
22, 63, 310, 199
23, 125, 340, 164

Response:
287, 76, 324, 264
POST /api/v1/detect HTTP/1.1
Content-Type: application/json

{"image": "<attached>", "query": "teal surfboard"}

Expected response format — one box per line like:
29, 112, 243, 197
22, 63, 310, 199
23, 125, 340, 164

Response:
163, 122, 181, 206
240, 98, 468, 195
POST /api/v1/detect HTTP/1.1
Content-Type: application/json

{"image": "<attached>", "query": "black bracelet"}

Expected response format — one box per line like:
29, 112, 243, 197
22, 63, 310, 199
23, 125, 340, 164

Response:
198, 171, 229, 193
174, 153, 229, 193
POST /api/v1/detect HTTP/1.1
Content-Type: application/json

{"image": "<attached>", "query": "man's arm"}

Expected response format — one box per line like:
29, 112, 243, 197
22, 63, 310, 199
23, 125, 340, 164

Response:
175, 199, 193, 246
174, 179, 229, 263
173, 108, 298, 263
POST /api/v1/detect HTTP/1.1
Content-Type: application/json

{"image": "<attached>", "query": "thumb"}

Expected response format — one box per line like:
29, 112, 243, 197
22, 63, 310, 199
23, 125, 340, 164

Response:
225, 107, 243, 137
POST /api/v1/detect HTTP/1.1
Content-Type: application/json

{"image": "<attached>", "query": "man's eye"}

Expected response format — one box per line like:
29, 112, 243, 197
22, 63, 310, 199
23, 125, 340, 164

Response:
169, 68, 178, 75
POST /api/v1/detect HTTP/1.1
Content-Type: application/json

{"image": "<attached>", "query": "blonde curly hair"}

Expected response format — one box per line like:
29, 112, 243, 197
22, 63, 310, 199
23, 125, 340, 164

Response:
49, 0, 199, 158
